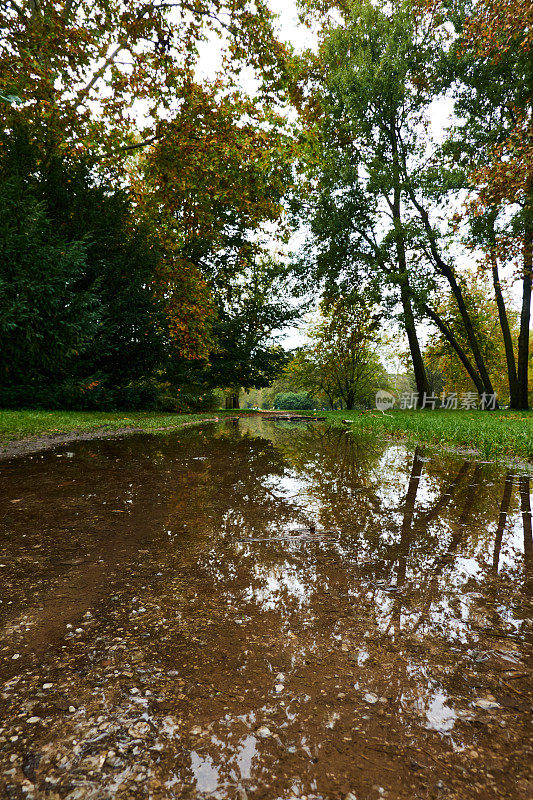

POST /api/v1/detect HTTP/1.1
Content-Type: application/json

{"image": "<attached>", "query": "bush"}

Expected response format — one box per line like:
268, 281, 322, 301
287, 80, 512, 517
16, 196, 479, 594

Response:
273, 392, 316, 410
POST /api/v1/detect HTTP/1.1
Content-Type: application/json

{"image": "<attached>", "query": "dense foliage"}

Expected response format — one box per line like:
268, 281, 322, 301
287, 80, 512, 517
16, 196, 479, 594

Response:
0, 1, 296, 409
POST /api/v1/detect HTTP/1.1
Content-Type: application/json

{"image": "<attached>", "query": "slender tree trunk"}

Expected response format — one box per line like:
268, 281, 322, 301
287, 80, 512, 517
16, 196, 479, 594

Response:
400, 283, 429, 399
436, 258, 495, 398
392, 203, 429, 398
406, 186, 496, 399
390, 123, 429, 400
491, 253, 520, 407
517, 233, 532, 410
422, 302, 485, 395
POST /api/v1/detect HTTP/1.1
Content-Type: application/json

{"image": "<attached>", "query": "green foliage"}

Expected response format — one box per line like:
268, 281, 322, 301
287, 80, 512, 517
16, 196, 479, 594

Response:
201, 258, 299, 392
273, 392, 316, 410
281, 295, 387, 409
0, 177, 95, 386
0, 134, 166, 409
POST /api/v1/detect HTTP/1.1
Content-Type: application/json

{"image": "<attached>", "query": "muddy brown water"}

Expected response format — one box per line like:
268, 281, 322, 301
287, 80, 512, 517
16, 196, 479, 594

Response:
0, 418, 531, 800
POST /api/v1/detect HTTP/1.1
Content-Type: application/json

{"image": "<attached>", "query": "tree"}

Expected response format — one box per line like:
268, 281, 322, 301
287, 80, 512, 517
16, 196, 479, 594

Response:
1, 1, 292, 381
294, 0, 431, 398
197, 258, 298, 407
138, 81, 295, 368
273, 392, 316, 410
424, 271, 529, 403
0, 0, 286, 165
285, 296, 387, 410
435, 0, 533, 408
0, 177, 94, 398
0, 144, 171, 408
293, 0, 500, 404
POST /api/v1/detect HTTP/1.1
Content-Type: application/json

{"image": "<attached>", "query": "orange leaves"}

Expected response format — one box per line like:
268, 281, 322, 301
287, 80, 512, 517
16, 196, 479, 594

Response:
1, 0, 287, 167
141, 80, 291, 247
462, 0, 533, 60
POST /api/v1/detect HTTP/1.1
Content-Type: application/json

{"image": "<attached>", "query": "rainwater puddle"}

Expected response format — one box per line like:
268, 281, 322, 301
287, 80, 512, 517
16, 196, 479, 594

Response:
0, 418, 531, 799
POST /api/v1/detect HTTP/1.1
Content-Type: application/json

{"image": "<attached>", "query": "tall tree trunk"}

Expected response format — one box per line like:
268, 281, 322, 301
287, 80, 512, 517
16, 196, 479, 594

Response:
400, 283, 429, 399
389, 123, 429, 400
421, 302, 485, 395
403, 299, 429, 399
491, 252, 520, 407
517, 232, 532, 410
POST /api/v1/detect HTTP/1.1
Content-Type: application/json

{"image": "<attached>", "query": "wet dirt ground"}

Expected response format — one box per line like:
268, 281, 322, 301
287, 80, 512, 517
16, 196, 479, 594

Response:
0, 418, 531, 800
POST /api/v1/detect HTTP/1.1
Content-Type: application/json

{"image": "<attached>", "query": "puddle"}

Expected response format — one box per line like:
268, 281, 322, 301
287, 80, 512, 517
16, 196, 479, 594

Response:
0, 418, 531, 799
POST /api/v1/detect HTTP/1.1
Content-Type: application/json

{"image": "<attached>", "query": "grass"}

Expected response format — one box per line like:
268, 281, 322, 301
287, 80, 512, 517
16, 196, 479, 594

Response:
320, 409, 533, 461
1, 407, 532, 462
0, 410, 217, 442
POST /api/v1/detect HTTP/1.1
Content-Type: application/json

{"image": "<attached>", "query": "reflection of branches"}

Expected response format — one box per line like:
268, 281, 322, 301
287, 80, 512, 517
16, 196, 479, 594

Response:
385, 449, 424, 636
492, 472, 514, 574
519, 476, 532, 594
396, 448, 424, 588
413, 461, 471, 533
409, 465, 482, 635
385, 457, 475, 636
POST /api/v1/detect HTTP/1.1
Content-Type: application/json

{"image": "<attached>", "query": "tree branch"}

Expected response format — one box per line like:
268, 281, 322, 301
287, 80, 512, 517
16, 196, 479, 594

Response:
7, 0, 26, 18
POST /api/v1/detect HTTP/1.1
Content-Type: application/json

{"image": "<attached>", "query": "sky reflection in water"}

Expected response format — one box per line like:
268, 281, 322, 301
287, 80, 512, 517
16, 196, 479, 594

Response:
0, 417, 531, 800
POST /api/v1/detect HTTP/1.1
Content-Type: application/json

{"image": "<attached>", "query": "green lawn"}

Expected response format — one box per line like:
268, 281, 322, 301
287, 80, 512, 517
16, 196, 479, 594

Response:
0, 410, 215, 442
1, 407, 532, 462
320, 409, 533, 461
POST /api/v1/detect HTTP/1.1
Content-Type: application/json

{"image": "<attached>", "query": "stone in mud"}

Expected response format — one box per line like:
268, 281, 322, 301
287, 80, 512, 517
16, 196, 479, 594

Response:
363, 692, 379, 704
256, 725, 271, 738
128, 721, 150, 737
473, 698, 501, 710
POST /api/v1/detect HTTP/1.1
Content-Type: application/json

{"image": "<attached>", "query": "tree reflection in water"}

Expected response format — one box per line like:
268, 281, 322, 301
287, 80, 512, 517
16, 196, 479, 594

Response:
0, 418, 531, 800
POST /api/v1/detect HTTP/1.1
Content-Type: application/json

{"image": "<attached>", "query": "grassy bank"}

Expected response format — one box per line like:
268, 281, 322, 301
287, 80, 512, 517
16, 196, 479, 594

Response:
322, 409, 533, 461
0, 410, 216, 442
1, 407, 532, 462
